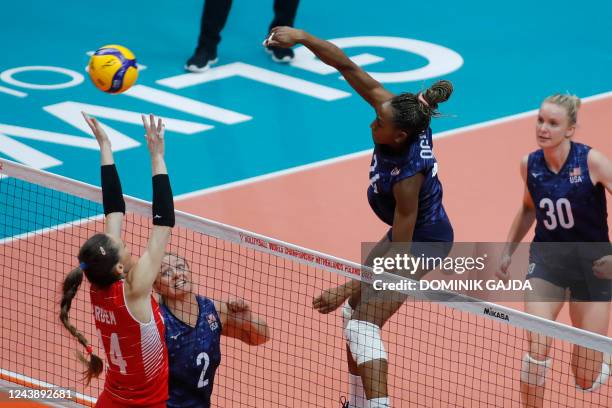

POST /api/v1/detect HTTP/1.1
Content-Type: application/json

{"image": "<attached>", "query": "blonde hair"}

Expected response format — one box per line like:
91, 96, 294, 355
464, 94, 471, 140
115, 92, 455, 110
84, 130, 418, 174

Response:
543, 93, 581, 125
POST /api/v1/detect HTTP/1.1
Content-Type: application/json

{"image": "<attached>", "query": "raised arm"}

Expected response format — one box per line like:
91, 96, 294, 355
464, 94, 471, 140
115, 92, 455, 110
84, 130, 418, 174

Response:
125, 115, 174, 304
82, 112, 125, 239
267, 27, 394, 107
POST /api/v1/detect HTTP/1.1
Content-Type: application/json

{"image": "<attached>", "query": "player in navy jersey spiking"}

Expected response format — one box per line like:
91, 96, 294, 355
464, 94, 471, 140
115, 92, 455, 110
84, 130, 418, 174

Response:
154, 253, 270, 408
267, 27, 454, 408
498, 94, 612, 407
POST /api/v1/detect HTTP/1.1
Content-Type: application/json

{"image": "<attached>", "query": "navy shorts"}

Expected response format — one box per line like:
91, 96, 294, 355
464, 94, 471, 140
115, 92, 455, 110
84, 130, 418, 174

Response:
362, 218, 454, 302
528, 243, 612, 301
386, 217, 454, 260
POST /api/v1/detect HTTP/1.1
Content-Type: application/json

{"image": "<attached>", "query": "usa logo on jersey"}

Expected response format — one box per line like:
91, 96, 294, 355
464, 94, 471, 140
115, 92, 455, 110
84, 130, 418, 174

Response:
569, 167, 583, 184
207, 313, 219, 331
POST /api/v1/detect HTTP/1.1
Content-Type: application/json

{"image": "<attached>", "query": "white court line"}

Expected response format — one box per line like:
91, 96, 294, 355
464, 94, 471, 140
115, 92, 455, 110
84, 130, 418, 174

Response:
2, 90, 611, 239
0, 85, 27, 98
0, 214, 103, 246
175, 90, 612, 200
174, 148, 374, 200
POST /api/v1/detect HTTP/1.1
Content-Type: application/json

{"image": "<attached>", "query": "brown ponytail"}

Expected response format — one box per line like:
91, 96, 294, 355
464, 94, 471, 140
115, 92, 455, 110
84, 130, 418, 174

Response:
390, 79, 454, 137
422, 80, 454, 112
59, 267, 103, 384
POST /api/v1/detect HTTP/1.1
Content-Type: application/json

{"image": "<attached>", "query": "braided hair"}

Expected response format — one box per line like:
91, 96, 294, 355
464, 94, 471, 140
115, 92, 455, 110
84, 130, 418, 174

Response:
390, 80, 454, 137
59, 233, 121, 384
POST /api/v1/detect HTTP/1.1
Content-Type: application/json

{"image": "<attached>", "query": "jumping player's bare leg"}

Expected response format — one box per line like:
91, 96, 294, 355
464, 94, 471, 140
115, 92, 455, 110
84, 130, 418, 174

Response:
341, 234, 392, 407
313, 234, 393, 406
346, 261, 433, 406
568, 301, 611, 390
520, 278, 565, 408
349, 297, 403, 402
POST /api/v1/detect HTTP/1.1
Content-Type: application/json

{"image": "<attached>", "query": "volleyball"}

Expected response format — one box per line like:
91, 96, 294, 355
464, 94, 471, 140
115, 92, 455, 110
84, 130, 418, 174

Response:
88, 45, 138, 94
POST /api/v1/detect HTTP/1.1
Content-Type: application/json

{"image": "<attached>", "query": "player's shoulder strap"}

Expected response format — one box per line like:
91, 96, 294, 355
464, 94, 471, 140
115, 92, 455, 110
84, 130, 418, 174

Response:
527, 148, 543, 171
196, 295, 217, 315
572, 141, 592, 158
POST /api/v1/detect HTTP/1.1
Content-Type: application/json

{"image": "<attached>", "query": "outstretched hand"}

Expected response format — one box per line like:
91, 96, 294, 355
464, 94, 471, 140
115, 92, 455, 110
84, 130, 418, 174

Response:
312, 286, 348, 314
225, 298, 254, 326
82, 112, 111, 148
264, 26, 305, 48
223, 298, 269, 345
141, 114, 165, 158
227, 298, 250, 313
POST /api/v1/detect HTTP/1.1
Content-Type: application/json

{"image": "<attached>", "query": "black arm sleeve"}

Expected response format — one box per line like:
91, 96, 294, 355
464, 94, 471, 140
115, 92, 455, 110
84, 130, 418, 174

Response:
152, 174, 175, 227
101, 164, 125, 215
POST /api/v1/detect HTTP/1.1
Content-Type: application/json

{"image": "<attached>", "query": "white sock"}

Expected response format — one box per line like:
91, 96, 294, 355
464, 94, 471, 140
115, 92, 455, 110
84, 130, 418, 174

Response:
349, 373, 367, 408
368, 397, 390, 408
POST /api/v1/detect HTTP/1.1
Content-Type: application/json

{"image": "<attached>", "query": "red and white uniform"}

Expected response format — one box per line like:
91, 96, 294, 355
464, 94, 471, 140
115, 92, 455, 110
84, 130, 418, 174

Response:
90, 280, 168, 407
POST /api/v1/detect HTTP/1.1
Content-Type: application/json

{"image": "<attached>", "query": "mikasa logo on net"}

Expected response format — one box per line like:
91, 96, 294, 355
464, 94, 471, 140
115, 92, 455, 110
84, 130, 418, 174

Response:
483, 307, 510, 321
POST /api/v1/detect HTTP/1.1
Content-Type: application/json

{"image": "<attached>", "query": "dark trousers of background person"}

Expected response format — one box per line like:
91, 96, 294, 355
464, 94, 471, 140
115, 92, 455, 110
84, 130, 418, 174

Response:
196, 0, 300, 54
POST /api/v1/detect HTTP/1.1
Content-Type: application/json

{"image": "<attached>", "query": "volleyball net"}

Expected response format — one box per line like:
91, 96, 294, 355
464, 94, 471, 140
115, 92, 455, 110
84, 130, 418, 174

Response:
0, 159, 611, 407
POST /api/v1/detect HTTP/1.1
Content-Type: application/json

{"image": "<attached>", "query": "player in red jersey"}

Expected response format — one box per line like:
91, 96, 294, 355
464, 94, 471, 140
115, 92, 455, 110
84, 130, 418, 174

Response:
59, 113, 175, 407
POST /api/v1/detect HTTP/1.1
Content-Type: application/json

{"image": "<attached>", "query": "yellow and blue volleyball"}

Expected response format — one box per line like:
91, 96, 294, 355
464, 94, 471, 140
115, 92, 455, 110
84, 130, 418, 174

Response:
88, 45, 138, 94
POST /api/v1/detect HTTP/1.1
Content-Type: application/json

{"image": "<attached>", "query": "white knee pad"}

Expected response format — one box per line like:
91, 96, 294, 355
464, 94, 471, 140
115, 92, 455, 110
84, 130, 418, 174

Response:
576, 362, 610, 392
520, 353, 552, 386
342, 300, 354, 332
344, 320, 387, 366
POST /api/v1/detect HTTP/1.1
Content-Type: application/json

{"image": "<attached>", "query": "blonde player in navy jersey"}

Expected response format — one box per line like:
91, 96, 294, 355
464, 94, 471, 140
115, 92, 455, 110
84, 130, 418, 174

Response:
498, 94, 612, 407
267, 27, 454, 408
154, 253, 269, 408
